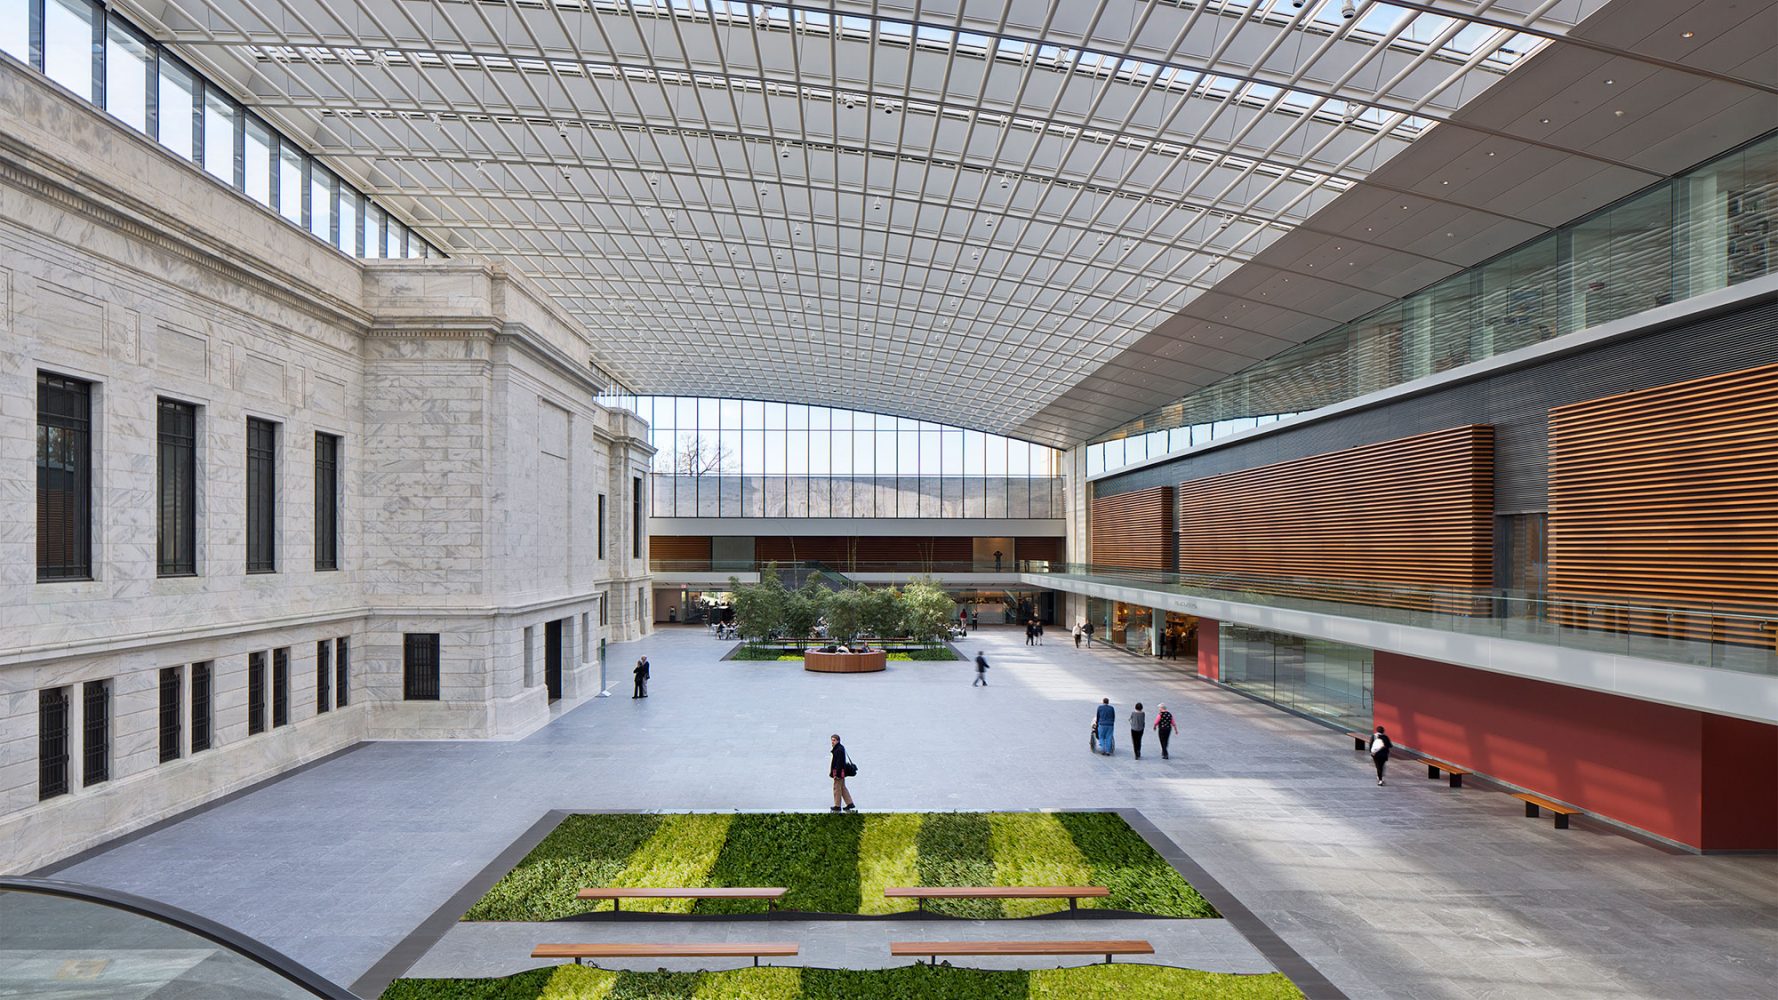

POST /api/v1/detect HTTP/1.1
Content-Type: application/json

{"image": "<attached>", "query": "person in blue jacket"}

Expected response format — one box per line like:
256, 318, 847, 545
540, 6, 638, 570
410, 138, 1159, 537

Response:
1094, 698, 1117, 755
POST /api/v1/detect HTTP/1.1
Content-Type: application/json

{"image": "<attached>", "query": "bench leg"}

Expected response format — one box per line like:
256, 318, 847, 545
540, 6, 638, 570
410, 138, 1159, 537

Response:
1428, 763, 1440, 779
1105, 954, 1114, 965
1554, 812, 1570, 830
1450, 773, 1463, 789
753, 956, 760, 968
1069, 897, 1078, 913
1525, 801, 1540, 818
611, 898, 620, 913
1354, 736, 1366, 751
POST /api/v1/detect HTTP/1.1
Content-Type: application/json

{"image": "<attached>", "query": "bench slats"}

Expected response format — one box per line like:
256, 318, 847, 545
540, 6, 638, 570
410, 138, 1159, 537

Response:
883, 886, 1108, 899
532, 943, 798, 967
577, 887, 787, 899
891, 940, 1153, 964
1513, 792, 1582, 829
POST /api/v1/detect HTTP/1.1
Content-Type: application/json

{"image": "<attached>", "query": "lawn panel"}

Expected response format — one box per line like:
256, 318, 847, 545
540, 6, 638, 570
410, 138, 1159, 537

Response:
1054, 812, 1218, 918
857, 812, 923, 915
913, 812, 1002, 918
694, 812, 863, 914
692, 967, 801, 999
605, 813, 735, 913
1030, 965, 1304, 999
608, 970, 701, 999
985, 813, 1096, 918
462, 814, 664, 921
539, 965, 618, 998
378, 968, 555, 1000
801, 966, 1029, 999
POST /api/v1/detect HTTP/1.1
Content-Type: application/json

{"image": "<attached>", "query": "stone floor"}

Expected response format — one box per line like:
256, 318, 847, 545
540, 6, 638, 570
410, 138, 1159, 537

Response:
47, 626, 1778, 1000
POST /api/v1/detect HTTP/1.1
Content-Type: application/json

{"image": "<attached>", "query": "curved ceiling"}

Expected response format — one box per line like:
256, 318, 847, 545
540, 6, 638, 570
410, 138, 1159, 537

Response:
123, 0, 1617, 443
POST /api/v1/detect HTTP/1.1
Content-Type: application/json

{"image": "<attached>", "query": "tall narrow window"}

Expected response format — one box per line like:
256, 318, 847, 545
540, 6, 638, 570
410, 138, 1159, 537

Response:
271, 647, 289, 727
43, 0, 96, 102
309, 165, 335, 243
156, 57, 196, 161
37, 373, 92, 581
599, 594, 607, 626
335, 637, 350, 708
247, 651, 265, 735
201, 86, 238, 185
597, 493, 606, 558
246, 418, 277, 573
157, 399, 197, 576
632, 476, 642, 557
39, 688, 71, 801
402, 633, 440, 701
190, 661, 212, 752
158, 666, 181, 763
316, 641, 331, 714
104, 17, 152, 134
244, 116, 274, 207
314, 432, 339, 571
82, 679, 109, 787
277, 140, 304, 226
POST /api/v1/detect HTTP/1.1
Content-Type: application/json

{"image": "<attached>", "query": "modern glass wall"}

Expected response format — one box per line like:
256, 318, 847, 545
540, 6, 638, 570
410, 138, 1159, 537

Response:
636, 396, 1064, 519
1, 0, 439, 259
1090, 131, 1778, 476
1219, 624, 1373, 732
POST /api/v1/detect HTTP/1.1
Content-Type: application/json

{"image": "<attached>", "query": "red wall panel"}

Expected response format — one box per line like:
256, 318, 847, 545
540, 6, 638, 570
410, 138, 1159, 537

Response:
1701, 715, 1778, 850
1197, 618, 1220, 680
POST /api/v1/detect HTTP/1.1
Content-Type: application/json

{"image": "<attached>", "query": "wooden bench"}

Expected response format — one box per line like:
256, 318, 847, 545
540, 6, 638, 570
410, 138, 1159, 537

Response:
884, 886, 1110, 912
577, 887, 787, 912
532, 942, 798, 968
1513, 792, 1582, 830
1346, 731, 1370, 752
1422, 758, 1473, 788
891, 939, 1154, 965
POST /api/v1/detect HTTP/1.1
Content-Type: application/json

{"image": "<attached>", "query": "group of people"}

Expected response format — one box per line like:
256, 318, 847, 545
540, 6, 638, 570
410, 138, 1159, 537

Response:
1072, 621, 1097, 647
1023, 619, 1045, 645
1092, 698, 1178, 759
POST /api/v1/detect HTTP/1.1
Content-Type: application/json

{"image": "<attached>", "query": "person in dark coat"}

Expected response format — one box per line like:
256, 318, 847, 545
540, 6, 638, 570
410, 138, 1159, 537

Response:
1094, 698, 1117, 755
829, 734, 856, 811
974, 651, 990, 687
1369, 724, 1394, 785
631, 656, 649, 698
1129, 703, 1147, 759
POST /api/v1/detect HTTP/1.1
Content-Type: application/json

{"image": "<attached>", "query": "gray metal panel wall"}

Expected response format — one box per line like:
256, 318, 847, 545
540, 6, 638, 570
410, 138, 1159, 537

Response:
1095, 296, 1778, 512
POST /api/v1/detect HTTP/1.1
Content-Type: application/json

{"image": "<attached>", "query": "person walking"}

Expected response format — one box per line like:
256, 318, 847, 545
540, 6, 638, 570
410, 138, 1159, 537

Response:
1025, 621, 1036, 646
1094, 698, 1117, 755
829, 734, 857, 811
1035, 620, 1044, 645
1083, 621, 1096, 647
1153, 704, 1177, 759
1369, 724, 1394, 785
973, 651, 990, 687
631, 656, 650, 698
1130, 702, 1147, 759
1072, 623, 1083, 648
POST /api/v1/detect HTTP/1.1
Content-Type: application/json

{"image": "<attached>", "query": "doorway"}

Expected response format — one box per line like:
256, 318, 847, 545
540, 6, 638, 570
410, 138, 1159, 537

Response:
545, 619, 563, 702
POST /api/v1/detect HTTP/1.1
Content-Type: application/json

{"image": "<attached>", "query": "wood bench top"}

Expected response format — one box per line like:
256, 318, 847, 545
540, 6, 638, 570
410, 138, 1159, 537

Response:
1421, 759, 1473, 773
532, 943, 799, 959
1512, 792, 1581, 814
577, 887, 788, 899
883, 886, 1109, 899
890, 940, 1153, 957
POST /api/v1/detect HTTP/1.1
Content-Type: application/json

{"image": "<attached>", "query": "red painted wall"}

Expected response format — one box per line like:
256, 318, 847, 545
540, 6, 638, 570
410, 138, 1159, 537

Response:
1197, 618, 1219, 680
1373, 653, 1776, 850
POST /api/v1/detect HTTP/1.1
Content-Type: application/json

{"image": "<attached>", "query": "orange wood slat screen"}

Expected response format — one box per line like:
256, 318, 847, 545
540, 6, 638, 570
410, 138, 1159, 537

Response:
1088, 485, 1175, 571
1548, 362, 1778, 648
1174, 425, 1494, 612
651, 536, 713, 564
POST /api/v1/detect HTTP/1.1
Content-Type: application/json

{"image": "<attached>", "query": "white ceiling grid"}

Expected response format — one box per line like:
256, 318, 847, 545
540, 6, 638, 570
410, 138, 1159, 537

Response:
117, 0, 1637, 440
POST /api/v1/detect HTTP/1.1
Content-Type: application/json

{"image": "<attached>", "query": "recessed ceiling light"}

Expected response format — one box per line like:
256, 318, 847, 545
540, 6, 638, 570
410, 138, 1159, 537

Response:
1446, 232, 1455, 237
1682, 31, 1694, 38
1614, 109, 1625, 117
1540, 117, 1551, 124
1604, 79, 1615, 85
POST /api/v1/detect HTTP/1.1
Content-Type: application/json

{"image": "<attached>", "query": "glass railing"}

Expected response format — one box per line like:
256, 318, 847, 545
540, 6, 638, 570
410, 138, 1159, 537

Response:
1022, 563, 1778, 676
0, 877, 358, 999
649, 559, 1052, 575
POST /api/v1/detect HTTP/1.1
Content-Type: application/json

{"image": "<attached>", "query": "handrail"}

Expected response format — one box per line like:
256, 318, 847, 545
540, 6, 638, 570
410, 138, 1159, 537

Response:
0, 877, 361, 999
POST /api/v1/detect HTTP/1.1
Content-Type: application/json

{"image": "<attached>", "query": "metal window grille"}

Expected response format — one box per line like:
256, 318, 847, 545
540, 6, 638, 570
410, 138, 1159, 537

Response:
246, 418, 277, 573
402, 633, 441, 701
191, 662, 212, 752
314, 433, 339, 571
39, 687, 70, 800
272, 648, 290, 727
335, 637, 350, 707
597, 494, 606, 558
599, 594, 607, 626
316, 641, 331, 713
156, 399, 197, 576
159, 666, 181, 763
247, 651, 265, 734
632, 476, 642, 556
37, 373, 92, 581
82, 680, 110, 787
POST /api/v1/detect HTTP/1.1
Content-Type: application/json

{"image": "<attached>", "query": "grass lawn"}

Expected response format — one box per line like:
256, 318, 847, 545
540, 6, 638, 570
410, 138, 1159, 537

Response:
381, 963, 1304, 999
463, 812, 1216, 921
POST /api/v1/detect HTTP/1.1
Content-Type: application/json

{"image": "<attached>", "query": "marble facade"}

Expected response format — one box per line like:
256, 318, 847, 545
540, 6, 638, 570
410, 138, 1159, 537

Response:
0, 60, 651, 872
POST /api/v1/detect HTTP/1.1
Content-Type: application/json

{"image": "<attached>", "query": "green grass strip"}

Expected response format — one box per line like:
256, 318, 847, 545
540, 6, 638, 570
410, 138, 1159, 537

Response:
986, 813, 1097, 918
801, 966, 1029, 999
538, 965, 617, 999
857, 812, 923, 915
379, 968, 555, 1000
462, 814, 664, 921
914, 812, 1002, 918
694, 813, 863, 914
1054, 812, 1219, 919
1030, 965, 1304, 999
691, 967, 801, 1000
608, 970, 701, 999
602, 813, 735, 913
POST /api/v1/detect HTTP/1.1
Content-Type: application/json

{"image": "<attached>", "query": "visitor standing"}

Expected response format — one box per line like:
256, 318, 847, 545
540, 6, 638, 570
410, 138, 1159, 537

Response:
632, 656, 650, 699
1035, 620, 1044, 645
829, 734, 857, 811
1370, 725, 1393, 785
974, 651, 990, 687
1130, 702, 1147, 759
1094, 698, 1117, 755
994, 550, 1003, 572
1153, 704, 1177, 760
1073, 623, 1082, 648
971, 611, 979, 630
1084, 621, 1096, 647
960, 609, 969, 634
1025, 621, 1036, 646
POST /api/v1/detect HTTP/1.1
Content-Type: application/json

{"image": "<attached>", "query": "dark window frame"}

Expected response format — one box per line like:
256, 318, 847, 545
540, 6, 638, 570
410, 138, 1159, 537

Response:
631, 475, 642, 557
335, 637, 350, 708
158, 666, 181, 763
156, 398, 198, 576
314, 432, 339, 571
82, 679, 110, 787
37, 372, 93, 581
190, 661, 212, 752
39, 687, 70, 801
247, 651, 265, 735
597, 493, 606, 558
402, 633, 441, 701
315, 640, 331, 713
271, 647, 289, 727
246, 417, 277, 573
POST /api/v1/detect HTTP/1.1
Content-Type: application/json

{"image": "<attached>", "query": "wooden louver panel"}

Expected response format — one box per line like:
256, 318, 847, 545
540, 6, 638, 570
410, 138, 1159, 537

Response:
1549, 362, 1778, 648
1089, 485, 1175, 571
1175, 425, 1494, 611
650, 535, 713, 565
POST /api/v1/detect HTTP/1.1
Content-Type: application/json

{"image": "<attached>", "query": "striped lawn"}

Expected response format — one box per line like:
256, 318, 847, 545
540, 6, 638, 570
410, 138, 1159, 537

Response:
913, 812, 1001, 918
602, 813, 734, 913
856, 813, 923, 915
986, 813, 1097, 918
694, 813, 863, 914
461, 814, 663, 921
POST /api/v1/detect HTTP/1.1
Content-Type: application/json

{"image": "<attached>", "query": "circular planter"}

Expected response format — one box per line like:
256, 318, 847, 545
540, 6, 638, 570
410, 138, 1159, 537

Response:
803, 649, 888, 673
